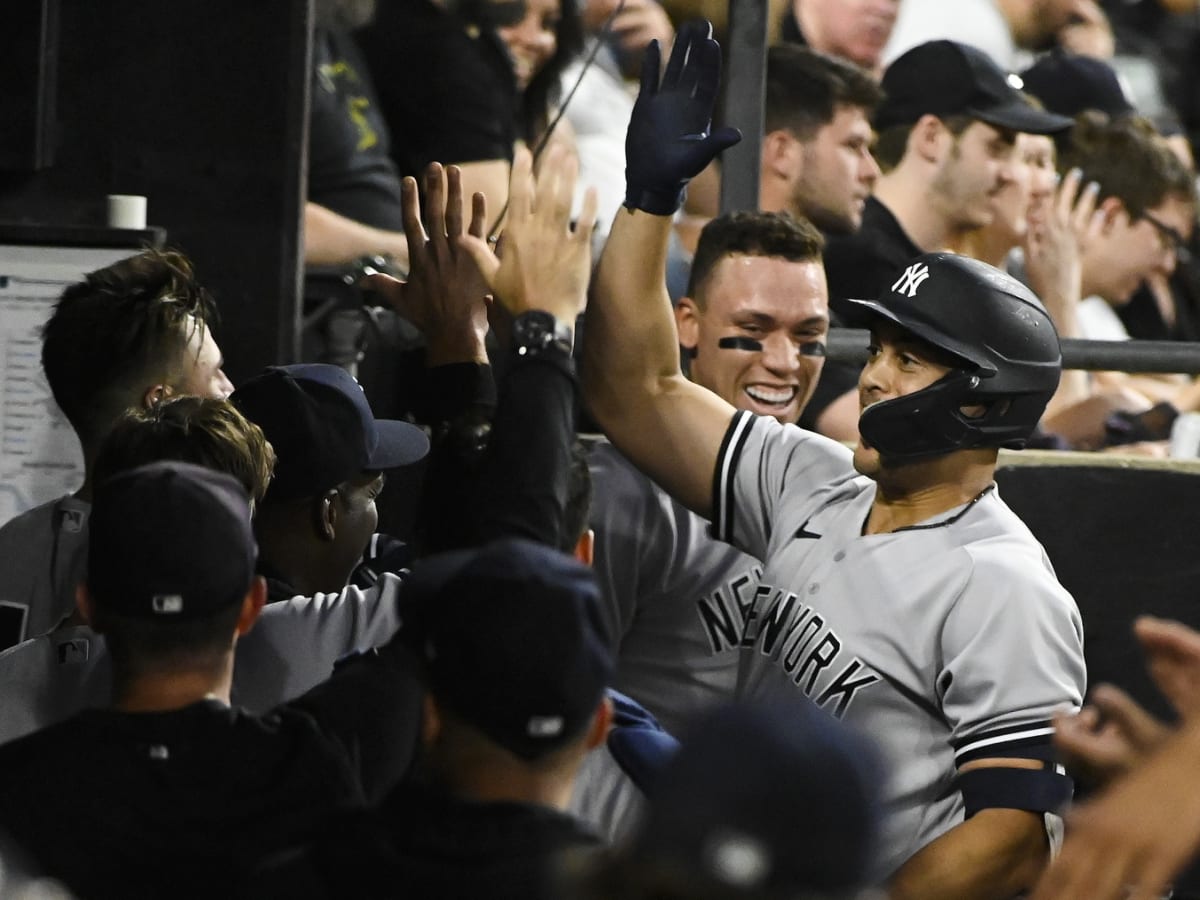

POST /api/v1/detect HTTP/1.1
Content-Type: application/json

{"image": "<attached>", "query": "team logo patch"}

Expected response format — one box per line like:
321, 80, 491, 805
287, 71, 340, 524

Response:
892, 262, 931, 298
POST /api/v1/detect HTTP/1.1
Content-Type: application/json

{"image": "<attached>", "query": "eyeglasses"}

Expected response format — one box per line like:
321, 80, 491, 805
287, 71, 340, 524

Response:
1139, 211, 1193, 265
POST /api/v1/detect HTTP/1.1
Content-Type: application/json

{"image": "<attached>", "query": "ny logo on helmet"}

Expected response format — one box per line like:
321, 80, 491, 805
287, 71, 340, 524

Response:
892, 262, 931, 298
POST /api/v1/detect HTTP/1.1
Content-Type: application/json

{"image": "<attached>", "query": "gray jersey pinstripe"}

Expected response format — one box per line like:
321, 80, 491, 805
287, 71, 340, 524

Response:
713, 411, 1086, 876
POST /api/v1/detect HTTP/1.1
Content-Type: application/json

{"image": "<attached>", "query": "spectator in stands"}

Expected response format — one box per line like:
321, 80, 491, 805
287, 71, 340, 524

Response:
356, 0, 582, 230
759, 46, 883, 237
305, 0, 411, 267
779, 0, 901, 74
0, 250, 233, 650
822, 40, 1071, 311
883, 0, 1110, 69
758, 44, 884, 441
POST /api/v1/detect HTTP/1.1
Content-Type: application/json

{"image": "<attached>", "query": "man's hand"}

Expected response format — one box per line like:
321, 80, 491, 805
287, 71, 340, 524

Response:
364, 163, 491, 365
1138, 616, 1200, 721
1031, 721, 1200, 900
462, 144, 598, 330
1054, 684, 1173, 787
623, 19, 740, 216
1024, 167, 1102, 322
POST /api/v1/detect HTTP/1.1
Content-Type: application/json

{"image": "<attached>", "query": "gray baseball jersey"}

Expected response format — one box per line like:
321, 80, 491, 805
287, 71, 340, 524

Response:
0, 573, 406, 745
0, 496, 90, 650
589, 440, 762, 735
714, 411, 1086, 877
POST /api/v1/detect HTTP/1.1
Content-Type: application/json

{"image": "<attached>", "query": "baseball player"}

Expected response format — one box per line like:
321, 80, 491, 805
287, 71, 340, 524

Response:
583, 22, 1085, 898
588, 210, 826, 735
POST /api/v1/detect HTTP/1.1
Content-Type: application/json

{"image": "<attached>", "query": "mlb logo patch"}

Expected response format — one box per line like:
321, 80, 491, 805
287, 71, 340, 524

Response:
151, 594, 184, 614
526, 715, 565, 738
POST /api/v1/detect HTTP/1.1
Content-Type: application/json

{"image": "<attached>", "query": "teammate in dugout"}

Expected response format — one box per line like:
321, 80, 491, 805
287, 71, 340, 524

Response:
582, 21, 1086, 900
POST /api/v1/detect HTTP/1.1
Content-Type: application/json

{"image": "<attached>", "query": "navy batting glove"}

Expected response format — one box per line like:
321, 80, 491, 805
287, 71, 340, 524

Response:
623, 20, 742, 216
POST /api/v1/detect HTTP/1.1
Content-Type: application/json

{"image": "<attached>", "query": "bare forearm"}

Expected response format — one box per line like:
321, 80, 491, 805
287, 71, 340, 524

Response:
889, 809, 1048, 900
584, 207, 687, 422
304, 202, 409, 267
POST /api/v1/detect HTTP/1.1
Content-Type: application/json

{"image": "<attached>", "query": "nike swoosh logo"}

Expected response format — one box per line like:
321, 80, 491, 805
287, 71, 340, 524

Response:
795, 520, 821, 540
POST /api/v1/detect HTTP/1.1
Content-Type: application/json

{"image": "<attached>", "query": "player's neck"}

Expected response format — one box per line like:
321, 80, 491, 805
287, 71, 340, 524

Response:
110, 657, 235, 713
865, 452, 997, 534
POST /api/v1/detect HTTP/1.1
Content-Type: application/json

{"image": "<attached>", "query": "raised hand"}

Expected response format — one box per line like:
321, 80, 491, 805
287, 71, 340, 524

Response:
1024, 167, 1103, 326
364, 163, 491, 364
462, 144, 598, 329
623, 19, 741, 216
1137, 616, 1200, 722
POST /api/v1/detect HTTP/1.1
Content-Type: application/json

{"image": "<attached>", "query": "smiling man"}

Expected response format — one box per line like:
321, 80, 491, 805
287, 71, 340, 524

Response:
584, 23, 1085, 897
588, 210, 828, 734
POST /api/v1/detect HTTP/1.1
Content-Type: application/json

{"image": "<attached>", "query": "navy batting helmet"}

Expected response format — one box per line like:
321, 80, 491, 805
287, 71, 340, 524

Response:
844, 253, 1061, 461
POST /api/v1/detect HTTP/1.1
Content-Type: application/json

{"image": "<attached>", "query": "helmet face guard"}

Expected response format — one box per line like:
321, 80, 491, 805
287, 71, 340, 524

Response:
858, 370, 1057, 463
846, 253, 1063, 462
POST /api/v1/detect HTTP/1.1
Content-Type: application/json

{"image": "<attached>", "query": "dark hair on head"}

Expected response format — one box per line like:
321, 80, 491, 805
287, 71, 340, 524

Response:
562, 439, 592, 553
93, 397, 275, 504
521, 0, 584, 145
765, 45, 883, 141
872, 113, 974, 173
686, 211, 825, 304
1058, 111, 1197, 219
41, 248, 217, 446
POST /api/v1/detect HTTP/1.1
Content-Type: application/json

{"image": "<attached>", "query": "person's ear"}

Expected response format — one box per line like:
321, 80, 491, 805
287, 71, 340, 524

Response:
315, 489, 338, 542
142, 383, 171, 410
1097, 195, 1127, 235
675, 297, 702, 356
573, 528, 594, 567
912, 114, 950, 165
761, 129, 801, 180
585, 695, 614, 751
234, 576, 268, 637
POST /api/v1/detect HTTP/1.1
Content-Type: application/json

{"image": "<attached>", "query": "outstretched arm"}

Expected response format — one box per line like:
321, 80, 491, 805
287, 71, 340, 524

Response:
582, 21, 741, 519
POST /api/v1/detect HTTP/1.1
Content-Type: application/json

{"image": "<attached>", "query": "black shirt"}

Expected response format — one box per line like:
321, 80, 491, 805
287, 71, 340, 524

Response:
354, 0, 519, 179
823, 195, 923, 315
259, 780, 602, 899
308, 26, 406, 231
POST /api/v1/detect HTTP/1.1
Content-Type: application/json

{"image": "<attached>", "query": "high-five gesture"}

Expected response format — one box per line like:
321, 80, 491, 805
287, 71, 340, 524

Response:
623, 20, 740, 216
463, 145, 598, 329
365, 163, 491, 364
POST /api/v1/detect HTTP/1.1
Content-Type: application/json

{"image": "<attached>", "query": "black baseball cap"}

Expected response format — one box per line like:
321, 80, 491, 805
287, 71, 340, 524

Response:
408, 538, 614, 760
635, 699, 883, 894
89, 461, 257, 620
1020, 49, 1134, 121
231, 364, 429, 501
876, 40, 1073, 135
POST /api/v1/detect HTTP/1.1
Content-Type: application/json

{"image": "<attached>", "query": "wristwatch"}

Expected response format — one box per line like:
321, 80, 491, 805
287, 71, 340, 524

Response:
511, 310, 574, 357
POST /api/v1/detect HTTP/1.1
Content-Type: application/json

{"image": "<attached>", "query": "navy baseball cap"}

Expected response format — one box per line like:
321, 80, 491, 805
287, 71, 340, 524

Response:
1020, 49, 1134, 121
408, 538, 614, 760
89, 461, 257, 620
635, 699, 883, 894
231, 364, 429, 501
876, 40, 1073, 135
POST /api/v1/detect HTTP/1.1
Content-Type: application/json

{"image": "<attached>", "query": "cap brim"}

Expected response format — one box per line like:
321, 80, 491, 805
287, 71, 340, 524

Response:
971, 101, 1074, 136
369, 420, 430, 469
841, 297, 988, 371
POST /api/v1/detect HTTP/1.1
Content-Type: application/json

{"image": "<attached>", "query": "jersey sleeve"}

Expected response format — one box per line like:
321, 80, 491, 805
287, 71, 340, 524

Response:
711, 411, 855, 560
940, 547, 1086, 810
